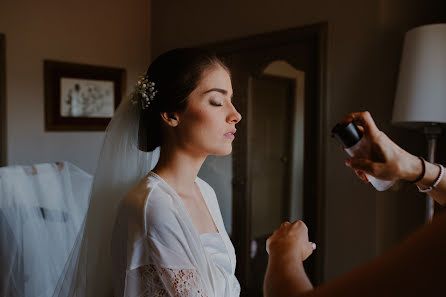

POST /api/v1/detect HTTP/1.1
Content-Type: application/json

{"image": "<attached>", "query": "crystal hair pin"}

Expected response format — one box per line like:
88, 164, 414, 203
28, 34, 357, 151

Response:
134, 74, 157, 110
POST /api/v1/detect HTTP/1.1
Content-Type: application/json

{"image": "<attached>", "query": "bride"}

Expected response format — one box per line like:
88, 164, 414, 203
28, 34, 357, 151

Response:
70, 48, 242, 297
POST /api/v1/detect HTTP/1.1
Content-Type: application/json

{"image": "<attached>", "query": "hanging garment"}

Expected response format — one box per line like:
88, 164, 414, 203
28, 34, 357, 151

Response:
0, 162, 92, 297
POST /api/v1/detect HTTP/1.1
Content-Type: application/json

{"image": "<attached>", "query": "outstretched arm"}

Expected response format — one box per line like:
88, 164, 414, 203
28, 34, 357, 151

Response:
264, 211, 446, 297
309, 210, 446, 297
263, 221, 315, 297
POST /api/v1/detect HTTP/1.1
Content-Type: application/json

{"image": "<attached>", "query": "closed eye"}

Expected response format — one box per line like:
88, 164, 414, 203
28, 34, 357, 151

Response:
210, 100, 223, 106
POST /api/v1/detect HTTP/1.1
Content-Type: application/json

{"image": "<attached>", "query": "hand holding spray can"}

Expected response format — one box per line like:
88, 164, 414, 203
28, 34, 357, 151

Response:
331, 122, 395, 191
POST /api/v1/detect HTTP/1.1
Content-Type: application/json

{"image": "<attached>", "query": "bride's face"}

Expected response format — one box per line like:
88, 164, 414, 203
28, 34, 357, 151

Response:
176, 65, 242, 156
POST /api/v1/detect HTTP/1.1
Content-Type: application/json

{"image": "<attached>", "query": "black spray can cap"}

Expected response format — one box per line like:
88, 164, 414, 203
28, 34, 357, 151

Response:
331, 122, 363, 148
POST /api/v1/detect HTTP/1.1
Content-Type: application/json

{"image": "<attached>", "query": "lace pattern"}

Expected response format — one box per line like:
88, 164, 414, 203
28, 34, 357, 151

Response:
129, 265, 208, 297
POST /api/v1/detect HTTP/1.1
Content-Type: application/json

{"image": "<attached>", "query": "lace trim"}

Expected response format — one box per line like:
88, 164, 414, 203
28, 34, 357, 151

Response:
134, 264, 208, 297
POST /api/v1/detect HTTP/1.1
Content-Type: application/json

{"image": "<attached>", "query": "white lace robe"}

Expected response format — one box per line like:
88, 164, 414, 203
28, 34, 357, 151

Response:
111, 172, 240, 297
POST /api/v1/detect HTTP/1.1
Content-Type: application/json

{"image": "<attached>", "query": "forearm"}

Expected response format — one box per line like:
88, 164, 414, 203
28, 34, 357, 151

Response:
264, 255, 313, 297
293, 210, 446, 297
264, 211, 446, 297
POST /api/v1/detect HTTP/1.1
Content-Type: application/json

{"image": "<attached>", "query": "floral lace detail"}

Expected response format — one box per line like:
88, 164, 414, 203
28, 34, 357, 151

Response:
134, 264, 208, 297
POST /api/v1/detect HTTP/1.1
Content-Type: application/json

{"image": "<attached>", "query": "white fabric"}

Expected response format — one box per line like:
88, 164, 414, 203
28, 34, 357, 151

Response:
0, 162, 92, 297
111, 172, 240, 297
200, 233, 239, 297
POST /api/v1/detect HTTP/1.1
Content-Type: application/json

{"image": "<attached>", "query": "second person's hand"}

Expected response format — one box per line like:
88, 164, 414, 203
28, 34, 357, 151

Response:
266, 220, 316, 263
341, 111, 422, 183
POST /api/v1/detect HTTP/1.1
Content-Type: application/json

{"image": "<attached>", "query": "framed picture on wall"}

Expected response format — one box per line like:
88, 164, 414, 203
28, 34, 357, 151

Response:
44, 60, 126, 131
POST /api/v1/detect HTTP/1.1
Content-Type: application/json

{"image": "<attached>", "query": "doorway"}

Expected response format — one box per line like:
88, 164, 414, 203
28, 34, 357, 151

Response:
248, 74, 295, 242
205, 23, 327, 295
247, 74, 295, 296
0, 33, 6, 167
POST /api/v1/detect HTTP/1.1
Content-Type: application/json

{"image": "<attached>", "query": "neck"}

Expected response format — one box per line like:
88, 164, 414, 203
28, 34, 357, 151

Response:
152, 145, 206, 196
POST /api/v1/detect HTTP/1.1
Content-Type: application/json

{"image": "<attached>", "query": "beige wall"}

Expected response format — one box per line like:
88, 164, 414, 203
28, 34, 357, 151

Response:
0, 0, 151, 174
151, 0, 445, 281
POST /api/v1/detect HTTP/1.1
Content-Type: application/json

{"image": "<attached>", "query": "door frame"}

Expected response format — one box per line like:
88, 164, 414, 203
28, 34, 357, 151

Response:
204, 23, 327, 290
0, 33, 6, 166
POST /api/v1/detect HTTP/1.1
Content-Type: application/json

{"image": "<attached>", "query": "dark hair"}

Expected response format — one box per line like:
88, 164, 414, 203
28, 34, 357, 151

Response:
138, 48, 229, 152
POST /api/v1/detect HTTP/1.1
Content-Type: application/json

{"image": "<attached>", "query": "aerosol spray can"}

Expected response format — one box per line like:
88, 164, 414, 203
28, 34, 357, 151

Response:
332, 122, 395, 191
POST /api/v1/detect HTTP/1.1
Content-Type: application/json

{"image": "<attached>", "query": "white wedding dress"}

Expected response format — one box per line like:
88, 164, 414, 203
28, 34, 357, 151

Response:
111, 171, 240, 297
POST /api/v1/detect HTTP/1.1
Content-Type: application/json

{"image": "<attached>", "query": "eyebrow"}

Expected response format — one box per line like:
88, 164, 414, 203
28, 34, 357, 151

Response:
203, 88, 233, 98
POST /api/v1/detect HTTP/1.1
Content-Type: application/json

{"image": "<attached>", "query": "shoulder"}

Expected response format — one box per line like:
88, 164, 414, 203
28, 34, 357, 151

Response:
119, 175, 173, 219
119, 174, 178, 232
139, 175, 179, 232
120, 174, 159, 208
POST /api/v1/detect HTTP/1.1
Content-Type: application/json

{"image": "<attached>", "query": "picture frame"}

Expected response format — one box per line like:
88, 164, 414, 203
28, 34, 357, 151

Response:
44, 60, 126, 131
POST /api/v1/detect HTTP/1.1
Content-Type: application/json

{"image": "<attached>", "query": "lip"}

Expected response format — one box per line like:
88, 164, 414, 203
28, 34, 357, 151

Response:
224, 129, 236, 139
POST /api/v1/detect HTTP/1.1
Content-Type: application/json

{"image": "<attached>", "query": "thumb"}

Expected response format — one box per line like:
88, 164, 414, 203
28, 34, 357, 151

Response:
345, 157, 375, 174
302, 241, 316, 261
310, 242, 316, 250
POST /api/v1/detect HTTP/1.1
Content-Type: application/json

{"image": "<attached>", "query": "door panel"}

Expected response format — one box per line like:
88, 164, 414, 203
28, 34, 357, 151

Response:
248, 75, 295, 296
249, 75, 294, 239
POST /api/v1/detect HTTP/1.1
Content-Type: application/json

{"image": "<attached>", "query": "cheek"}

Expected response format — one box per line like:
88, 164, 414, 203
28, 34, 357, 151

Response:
183, 108, 222, 141
187, 108, 220, 131
181, 107, 232, 155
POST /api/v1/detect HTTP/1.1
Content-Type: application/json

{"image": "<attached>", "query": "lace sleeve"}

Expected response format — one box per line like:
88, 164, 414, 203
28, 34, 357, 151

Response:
125, 264, 209, 297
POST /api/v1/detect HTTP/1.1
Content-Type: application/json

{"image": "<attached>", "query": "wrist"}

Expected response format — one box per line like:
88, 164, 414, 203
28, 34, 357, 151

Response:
418, 162, 442, 188
400, 153, 423, 182
268, 247, 303, 263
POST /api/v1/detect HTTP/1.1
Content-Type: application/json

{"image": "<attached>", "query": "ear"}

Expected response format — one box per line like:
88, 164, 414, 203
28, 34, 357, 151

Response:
160, 111, 180, 127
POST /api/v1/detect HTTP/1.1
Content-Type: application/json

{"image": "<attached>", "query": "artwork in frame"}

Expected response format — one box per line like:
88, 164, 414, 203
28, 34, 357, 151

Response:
44, 60, 126, 131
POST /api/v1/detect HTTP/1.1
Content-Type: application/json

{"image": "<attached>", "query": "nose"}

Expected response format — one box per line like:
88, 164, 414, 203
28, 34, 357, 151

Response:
227, 103, 242, 124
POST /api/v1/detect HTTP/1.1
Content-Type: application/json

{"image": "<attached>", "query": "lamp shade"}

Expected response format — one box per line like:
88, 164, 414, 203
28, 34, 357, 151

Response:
392, 24, 446, 128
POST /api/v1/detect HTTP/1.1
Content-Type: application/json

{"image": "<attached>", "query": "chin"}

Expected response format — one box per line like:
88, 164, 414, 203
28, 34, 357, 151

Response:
210, 145, 233, 156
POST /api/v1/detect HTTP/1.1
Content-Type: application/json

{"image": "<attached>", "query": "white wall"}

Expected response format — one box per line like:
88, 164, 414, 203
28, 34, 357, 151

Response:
0, 0, 151, 174
151, 0, 445, 281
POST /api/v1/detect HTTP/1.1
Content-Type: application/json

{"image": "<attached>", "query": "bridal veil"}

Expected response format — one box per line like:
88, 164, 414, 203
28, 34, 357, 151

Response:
53, 94, 160, 297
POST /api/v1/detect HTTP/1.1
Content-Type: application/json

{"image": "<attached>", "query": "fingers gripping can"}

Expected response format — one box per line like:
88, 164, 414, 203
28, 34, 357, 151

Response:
331, 122, 395, 191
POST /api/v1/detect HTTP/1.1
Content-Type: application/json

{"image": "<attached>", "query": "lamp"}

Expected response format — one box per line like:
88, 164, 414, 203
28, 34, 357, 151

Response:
392, 23, 446, 222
